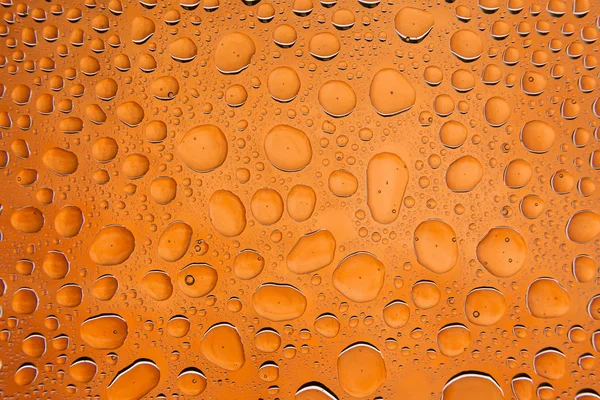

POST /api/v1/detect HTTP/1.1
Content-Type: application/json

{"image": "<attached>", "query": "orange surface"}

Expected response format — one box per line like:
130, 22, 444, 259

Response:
0, 0, 599, 398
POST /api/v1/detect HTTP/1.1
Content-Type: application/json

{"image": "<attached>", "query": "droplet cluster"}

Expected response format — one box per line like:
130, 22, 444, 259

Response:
0, 0, 599, 398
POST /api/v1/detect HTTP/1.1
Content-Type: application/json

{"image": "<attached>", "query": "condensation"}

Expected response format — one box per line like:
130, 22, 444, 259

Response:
0, 0, 599, 398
